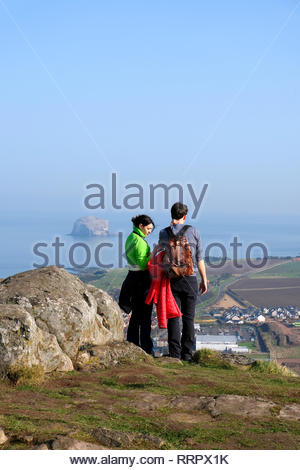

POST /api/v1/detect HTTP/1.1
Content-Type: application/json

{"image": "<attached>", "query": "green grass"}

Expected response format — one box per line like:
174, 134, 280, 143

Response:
99, 375, 172, 395
250, 261, 300, 278
91, 268, 128, 290
245, 352, 270, 361
251, 360, 298, 377
238, 341, 256, 349
1, 357, 300, 450
193, 348, 234, 369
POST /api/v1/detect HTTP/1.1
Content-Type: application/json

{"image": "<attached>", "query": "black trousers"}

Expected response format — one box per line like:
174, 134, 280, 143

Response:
168, 275, 198, 360
125, 270, 153, 355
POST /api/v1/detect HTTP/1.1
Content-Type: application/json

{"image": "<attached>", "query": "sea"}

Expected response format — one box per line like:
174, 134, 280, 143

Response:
0, 211, 299, 279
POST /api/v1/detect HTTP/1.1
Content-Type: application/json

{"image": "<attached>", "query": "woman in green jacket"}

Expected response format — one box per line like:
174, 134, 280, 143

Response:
119, 214, 154, 354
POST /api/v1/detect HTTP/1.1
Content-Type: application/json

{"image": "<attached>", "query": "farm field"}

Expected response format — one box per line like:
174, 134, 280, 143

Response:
205, 258, 290, 277
250, 260, 300, 278
230, 278, 300, 307
231, 278, 300, 289
74, 260, 299, 309
213, 292, 245, 309
91, 267, 127, 291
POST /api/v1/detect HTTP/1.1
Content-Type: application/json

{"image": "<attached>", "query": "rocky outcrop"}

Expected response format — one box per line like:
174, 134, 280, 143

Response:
219, 353, 256, 366
0, 304, 72, 374
51, 436, 107, 450
75, 341, 153, 370
279, 403, 300, 421
92, 428, 164, 449
70, 216, 109, 237
0, 266, 124, 374
29, 431, 164, 450
126, 392, 285, 420
210, 394, 276, 418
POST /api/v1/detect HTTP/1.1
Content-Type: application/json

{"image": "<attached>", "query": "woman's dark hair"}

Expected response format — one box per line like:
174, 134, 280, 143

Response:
171, 202, 188, 220
131, 214, 155, 229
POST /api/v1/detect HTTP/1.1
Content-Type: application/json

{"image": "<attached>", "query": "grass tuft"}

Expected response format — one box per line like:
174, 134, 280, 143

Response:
192, 349, 234, 369
250, 360, 298, 377
6, 364, 45, 386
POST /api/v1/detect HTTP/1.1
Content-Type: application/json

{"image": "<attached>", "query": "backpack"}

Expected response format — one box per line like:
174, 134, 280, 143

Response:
161, 225, 194, 279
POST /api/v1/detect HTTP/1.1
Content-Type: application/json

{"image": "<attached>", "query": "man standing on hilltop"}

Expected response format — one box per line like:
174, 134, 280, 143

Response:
159, 202, 208, 361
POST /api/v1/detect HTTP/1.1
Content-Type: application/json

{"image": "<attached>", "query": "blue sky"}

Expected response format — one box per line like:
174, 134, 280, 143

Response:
1, 0, 300, 218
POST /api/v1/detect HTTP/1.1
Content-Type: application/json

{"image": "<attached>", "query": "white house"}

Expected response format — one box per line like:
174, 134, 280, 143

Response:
257, 315, 266, 323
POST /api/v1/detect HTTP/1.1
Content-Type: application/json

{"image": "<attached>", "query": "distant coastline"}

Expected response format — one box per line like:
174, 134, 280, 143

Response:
0, 212, 299, 279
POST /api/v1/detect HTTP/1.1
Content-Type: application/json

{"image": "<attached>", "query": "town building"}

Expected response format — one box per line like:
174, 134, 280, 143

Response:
195, 335, 249, 353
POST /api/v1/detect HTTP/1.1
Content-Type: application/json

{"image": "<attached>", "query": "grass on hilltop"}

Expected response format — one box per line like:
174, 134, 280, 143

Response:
1, 353, 300, 450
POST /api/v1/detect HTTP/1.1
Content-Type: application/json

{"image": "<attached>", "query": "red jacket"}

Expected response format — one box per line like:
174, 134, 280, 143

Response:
145, 251, 182, 328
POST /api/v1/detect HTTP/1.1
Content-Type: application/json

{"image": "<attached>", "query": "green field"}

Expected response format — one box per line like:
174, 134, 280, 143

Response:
238, 341, 256, 350
250, 261, 300, 278
90, 268, 128, 290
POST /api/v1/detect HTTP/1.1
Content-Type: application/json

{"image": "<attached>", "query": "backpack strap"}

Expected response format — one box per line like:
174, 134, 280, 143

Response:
166, 225, 191, 240
166, 226, 173, 238
178, 225, 191, 237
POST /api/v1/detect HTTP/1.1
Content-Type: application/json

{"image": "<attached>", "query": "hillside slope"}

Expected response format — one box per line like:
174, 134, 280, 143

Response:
1, 355, 300, 450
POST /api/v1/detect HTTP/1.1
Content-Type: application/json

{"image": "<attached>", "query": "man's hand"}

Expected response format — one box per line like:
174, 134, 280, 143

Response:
199, 279, 209, 295
197, 260, 208, 295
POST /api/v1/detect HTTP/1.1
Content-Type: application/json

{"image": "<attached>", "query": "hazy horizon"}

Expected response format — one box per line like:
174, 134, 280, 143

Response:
1, 0, 300, 220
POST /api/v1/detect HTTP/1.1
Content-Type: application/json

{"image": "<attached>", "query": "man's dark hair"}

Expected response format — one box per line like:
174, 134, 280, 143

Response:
131, 214, 155, 229
171, 202, 188, 220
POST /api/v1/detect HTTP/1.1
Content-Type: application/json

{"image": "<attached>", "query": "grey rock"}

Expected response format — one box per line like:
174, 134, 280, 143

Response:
0, 266, 124, 372
92, 428, 164, 449
169, 396, 210, 411
128, 392, 170, 412
33, 443, 49, 450
71, 216, 109, 237
75, 341, 153, 370
92, 428, 125, 448
51, 436, 107, 450
142, 434, 165, 448
169, 394, 278, 419
279, 403, 300, 421
86, 284, 123, 341
213, 394, 276, 418
220, 353, 257, 367
0, 304, 73, 374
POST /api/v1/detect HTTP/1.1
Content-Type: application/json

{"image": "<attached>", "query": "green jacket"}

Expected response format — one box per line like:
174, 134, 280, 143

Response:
125, 226, 151, 271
